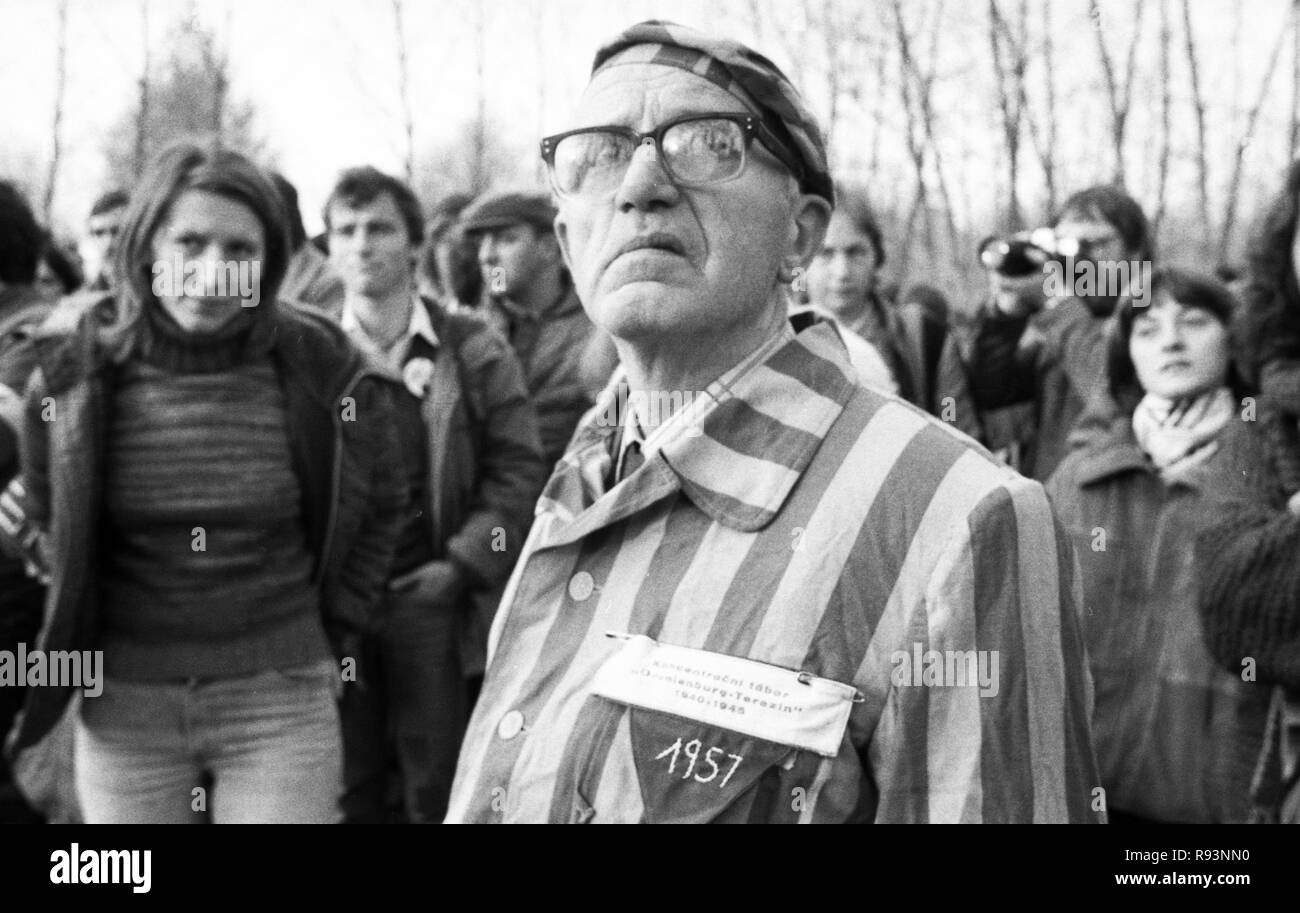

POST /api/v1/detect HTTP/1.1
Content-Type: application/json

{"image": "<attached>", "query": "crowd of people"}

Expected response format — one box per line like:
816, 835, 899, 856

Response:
0, 18, 1298, 824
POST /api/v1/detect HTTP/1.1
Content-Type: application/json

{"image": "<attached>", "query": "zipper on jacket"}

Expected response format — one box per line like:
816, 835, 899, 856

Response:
315, 365, 370, 584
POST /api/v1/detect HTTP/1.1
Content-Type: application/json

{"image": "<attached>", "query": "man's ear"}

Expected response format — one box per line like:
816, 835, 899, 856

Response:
552, 212, 576, 276
789, 193, 832, 270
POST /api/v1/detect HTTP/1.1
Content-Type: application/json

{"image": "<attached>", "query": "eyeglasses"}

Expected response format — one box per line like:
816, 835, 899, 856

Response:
540, 113, 803, 199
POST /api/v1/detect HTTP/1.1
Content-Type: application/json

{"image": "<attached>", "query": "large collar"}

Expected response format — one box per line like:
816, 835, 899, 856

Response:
1067, 406, 1237, 491
536, 319, 856, 541
340, 292, 438, 365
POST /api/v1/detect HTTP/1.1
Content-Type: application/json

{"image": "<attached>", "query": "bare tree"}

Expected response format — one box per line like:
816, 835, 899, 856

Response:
391, 0, 415, 182
1180, 0, 1213, 257
1036, 0, 1059, 213
1088, 0, 1147, 187
892, 0, 937, 272
1219, 0, 1296, 264
470, 0, 489, 192
987, 0, 1026, 229
533, 0, 548, 186
989, 0, 1059, 220
819, 0, 840, 155
204, 5, 230, 146
867, 30, 889, 182
43, 0, 70, 222
891, 0, 961, 271
102, 11, 265, 188
1292, 3, 1300, 159
1152, 0, 1173, 238
840, 12, 891, 184
133, 0, 152, 178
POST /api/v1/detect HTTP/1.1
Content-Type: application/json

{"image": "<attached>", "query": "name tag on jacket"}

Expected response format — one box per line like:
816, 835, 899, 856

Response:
591, 633, 860, 757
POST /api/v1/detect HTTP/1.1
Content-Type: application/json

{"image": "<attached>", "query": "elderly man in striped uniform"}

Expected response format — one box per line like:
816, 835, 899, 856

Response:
446, 20, 1102, 824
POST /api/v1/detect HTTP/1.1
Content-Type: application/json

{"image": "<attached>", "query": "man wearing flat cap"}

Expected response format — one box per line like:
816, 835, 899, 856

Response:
446, 20, 1101, 824
461, 190, 597, 465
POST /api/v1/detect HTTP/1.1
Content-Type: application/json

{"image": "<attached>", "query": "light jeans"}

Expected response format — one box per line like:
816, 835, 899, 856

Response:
75, 659, 342, 824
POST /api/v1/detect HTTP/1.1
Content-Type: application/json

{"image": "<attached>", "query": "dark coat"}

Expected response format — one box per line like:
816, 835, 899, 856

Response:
1045, 397, 1278, 821
1196, 486, 1300, 823
970, 296, 1110, 480
0, 284, 55, 482
415, 299, 549, 677
485, 283, 597, 466
845, 292, 984, 443
5, 294, 405, 754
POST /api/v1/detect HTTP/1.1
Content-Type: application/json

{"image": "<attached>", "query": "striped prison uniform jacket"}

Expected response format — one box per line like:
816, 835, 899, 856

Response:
446, 319, 1102, 823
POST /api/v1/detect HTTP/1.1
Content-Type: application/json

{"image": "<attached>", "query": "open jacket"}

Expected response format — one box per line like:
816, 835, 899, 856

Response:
1045, 395, 1279, 822
447, 319, 1100, 823
412, 298, 549, 677
0, 285, 54, 615
844, 292, 983, 443
5, 294, 405, 754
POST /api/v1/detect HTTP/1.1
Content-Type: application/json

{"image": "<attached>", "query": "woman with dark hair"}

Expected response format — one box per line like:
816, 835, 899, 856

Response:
3, 142, 404, 823
1045, 267, 1277, 823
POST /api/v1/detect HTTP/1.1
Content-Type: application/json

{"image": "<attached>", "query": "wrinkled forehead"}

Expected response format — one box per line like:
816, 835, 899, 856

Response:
572, 62, 752, 130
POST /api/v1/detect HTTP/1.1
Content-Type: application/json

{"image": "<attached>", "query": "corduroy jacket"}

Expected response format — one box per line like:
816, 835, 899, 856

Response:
1045, 395, 1279, 822
4, 294, 405, 754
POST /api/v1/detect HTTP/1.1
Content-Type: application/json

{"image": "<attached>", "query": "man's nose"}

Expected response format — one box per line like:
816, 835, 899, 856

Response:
616, 139, 681, 212
479, 237, 497, 265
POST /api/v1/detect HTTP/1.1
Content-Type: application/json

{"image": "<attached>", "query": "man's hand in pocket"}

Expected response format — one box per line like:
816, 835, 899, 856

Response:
388, 560, 468, 606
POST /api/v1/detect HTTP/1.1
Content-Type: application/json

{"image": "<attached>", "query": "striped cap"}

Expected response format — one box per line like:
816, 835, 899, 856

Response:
592, 20, 834, 206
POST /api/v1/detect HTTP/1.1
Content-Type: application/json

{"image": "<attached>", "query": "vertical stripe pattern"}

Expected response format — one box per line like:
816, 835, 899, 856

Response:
446, 322, 1101, 823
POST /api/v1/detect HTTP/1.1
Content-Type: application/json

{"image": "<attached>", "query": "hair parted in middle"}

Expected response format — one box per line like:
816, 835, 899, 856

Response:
832, 183, 886, 268
102, 141, 292, 361
1106, 266, 1250, 416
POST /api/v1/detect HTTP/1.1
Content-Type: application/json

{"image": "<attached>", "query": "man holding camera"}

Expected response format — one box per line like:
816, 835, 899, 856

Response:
970, 186, 1153, 480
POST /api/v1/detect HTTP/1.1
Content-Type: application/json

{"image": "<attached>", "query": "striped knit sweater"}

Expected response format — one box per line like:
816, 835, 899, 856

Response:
97, 304, 329, 680
446, 319, 1100, 823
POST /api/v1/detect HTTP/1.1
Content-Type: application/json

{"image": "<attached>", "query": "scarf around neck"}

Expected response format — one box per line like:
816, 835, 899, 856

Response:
1131, 386, 1235, 478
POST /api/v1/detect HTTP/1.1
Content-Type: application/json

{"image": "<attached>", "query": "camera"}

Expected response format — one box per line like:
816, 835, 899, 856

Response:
978, 228, 1093, 278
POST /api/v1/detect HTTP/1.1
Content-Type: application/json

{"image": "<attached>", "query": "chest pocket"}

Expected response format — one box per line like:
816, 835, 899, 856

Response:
564, 634, 857, 823
620, 705, 826, 823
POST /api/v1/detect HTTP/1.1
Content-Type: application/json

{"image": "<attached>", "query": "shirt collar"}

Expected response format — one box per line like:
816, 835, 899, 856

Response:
546, 317, 854, 533
341, 293, 439, 361
616, 320, 795, 470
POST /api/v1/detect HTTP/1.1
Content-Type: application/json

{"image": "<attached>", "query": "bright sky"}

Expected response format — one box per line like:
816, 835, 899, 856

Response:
0, 0, 1290, 253
0, 0, 772, 235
